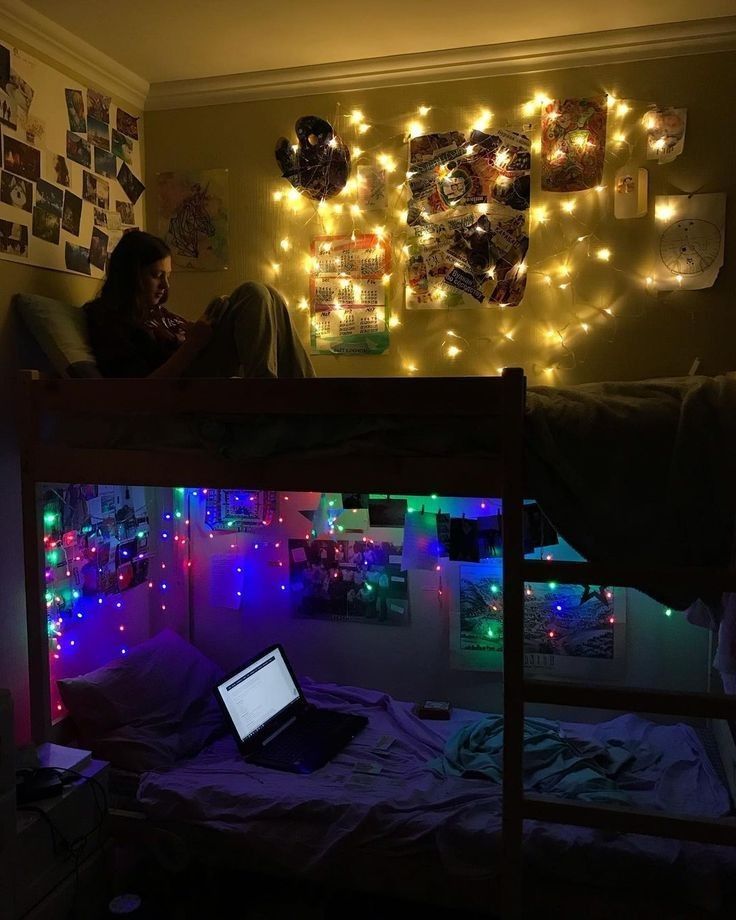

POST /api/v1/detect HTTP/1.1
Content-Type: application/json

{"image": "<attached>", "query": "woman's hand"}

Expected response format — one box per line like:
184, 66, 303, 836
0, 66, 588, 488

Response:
202, 295, 230, 324
184, 318, 214, 351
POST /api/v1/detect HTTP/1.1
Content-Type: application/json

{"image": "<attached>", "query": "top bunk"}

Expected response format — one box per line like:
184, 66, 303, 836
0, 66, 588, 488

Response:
18, 365, 736, 603
16, 369, 526, 495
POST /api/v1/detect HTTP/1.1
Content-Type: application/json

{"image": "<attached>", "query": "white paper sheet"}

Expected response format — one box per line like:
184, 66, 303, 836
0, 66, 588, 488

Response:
652, 193, 726, 291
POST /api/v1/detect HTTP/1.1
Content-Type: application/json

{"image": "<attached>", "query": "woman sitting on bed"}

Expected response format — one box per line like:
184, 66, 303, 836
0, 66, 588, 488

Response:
85, 230, 315, 378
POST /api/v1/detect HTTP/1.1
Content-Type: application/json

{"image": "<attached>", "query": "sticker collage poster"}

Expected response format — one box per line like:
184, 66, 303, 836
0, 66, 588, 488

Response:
309, 232, 391, 355
0, 42, 144, 276
540, 96, 608, 192
404, 128, 531, 309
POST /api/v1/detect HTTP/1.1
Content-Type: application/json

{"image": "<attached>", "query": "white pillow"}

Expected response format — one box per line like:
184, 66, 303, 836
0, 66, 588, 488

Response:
14, 293, 101, 377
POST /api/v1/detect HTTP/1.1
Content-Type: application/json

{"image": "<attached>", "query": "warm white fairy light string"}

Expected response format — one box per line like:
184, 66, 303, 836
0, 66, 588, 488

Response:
270, 92, 675, 380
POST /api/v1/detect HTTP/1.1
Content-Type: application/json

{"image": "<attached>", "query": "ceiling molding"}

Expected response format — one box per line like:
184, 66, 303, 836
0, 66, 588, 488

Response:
0, 0, 149, 110
146, 16, 736, 110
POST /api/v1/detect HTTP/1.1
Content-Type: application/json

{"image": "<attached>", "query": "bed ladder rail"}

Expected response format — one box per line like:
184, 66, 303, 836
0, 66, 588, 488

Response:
507, 555, 736, 895
523, 795, 736, 846
524, 679, 736, 721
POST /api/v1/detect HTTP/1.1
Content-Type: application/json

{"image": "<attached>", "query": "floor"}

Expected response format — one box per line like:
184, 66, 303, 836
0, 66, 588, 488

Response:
90, 843, 733, 919
100, 856, 489, 919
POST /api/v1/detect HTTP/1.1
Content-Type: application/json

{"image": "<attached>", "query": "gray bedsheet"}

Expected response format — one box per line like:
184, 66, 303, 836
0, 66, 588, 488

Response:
137, 679, 735, 913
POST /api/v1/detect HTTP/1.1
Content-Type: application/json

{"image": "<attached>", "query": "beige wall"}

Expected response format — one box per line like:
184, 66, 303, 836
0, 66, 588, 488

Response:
0, 27, 142, 743
145, 50, 732, 709
144, 50, 736, 384
2, 40, 734, 738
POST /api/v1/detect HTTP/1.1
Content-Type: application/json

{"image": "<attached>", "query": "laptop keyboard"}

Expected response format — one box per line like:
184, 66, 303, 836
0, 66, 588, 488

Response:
263, 708, 347, 761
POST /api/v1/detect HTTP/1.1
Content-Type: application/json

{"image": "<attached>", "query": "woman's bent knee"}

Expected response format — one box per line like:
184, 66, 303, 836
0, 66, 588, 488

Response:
228, 281, 272, 307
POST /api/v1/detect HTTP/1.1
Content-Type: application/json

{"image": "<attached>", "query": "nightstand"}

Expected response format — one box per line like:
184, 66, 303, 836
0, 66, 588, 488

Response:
13, 759, 110, 920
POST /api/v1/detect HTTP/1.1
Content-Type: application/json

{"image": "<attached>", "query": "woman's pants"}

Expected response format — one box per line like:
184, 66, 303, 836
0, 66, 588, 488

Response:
185, 282, 315, 378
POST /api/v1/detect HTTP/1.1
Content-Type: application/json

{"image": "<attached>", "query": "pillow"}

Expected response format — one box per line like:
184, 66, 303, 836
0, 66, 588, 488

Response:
58, 629, 224, 743
13, 293, 102, 378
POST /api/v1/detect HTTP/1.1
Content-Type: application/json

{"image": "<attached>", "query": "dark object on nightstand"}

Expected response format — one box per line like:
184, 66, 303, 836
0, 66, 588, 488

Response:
16, 767, 66, 803
414, 700, 452, 720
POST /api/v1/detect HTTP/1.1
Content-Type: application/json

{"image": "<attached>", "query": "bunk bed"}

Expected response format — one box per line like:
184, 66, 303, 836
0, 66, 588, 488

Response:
16, 368, 736, 918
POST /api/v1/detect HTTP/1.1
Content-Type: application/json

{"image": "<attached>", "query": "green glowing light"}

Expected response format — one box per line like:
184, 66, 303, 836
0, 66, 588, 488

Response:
487, 627, 494, 638
43, 512, 57, 526
137, 531, 145, 539
431, 494, 438, 499
665, 608, 673, 617
176, 487, 185, 494
548, 582, 557, 590
47, 550, 59, 565
175, 511, 182, 518
490, 584, 498, 594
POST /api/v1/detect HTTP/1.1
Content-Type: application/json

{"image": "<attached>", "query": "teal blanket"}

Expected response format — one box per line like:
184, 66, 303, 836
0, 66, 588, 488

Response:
431, 717, 640, 804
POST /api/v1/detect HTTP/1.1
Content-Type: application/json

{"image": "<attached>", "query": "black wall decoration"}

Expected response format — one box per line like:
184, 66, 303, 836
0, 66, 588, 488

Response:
275, 115, 350, 200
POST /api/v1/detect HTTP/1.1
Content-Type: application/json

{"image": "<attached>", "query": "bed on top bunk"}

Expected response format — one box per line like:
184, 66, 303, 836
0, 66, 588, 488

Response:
16, 367, 736, 917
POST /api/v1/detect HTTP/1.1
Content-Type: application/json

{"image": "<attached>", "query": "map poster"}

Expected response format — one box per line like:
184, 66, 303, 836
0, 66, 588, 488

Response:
450, 559, 627, 677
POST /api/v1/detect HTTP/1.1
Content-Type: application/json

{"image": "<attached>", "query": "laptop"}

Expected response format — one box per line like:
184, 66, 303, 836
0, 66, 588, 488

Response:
214, 644, 368, 774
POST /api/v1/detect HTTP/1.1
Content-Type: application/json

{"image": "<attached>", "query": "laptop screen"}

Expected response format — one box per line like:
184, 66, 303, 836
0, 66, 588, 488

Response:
216, 646, 301, 744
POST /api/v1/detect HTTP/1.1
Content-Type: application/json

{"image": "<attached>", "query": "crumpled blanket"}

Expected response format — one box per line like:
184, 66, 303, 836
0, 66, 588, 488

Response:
525, 374, 736, 610
430, 716, 645, 804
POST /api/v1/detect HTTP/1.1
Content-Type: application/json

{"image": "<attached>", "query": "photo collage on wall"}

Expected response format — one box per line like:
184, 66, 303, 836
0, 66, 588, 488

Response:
44, 484, 151, 639
0, 42, 144, 275
289, 537, 408, 625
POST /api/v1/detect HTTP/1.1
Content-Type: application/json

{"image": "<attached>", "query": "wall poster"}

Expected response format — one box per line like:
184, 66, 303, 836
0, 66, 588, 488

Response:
157, 168, 229, 271
653, 193, 726, 291
0, 41, 144, 276
309, 232, 391, 355
404, 129, 531, 309
450, 558, 627, 678
289, 537, 408, 625
540, 96, 608, 193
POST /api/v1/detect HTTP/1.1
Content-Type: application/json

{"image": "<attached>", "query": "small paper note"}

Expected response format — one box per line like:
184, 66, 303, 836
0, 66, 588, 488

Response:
210, 554, 245, 609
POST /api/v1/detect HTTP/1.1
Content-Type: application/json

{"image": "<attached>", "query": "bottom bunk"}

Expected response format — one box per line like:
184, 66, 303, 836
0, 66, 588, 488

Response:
57, 633, 736, 917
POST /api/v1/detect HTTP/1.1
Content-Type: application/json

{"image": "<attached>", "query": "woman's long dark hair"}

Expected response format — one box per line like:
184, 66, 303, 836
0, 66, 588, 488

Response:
98, 230, 171, 323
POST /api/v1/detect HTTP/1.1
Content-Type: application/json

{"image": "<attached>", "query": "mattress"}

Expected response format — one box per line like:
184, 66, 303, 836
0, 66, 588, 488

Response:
136, 679, 736, 912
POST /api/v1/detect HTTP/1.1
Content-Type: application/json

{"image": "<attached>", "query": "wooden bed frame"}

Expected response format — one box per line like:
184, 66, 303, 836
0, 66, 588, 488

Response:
16, 368, 736, 918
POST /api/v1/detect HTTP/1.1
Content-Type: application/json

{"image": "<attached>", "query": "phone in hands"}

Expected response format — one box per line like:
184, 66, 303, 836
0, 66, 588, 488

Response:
203, 295, 230, 325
